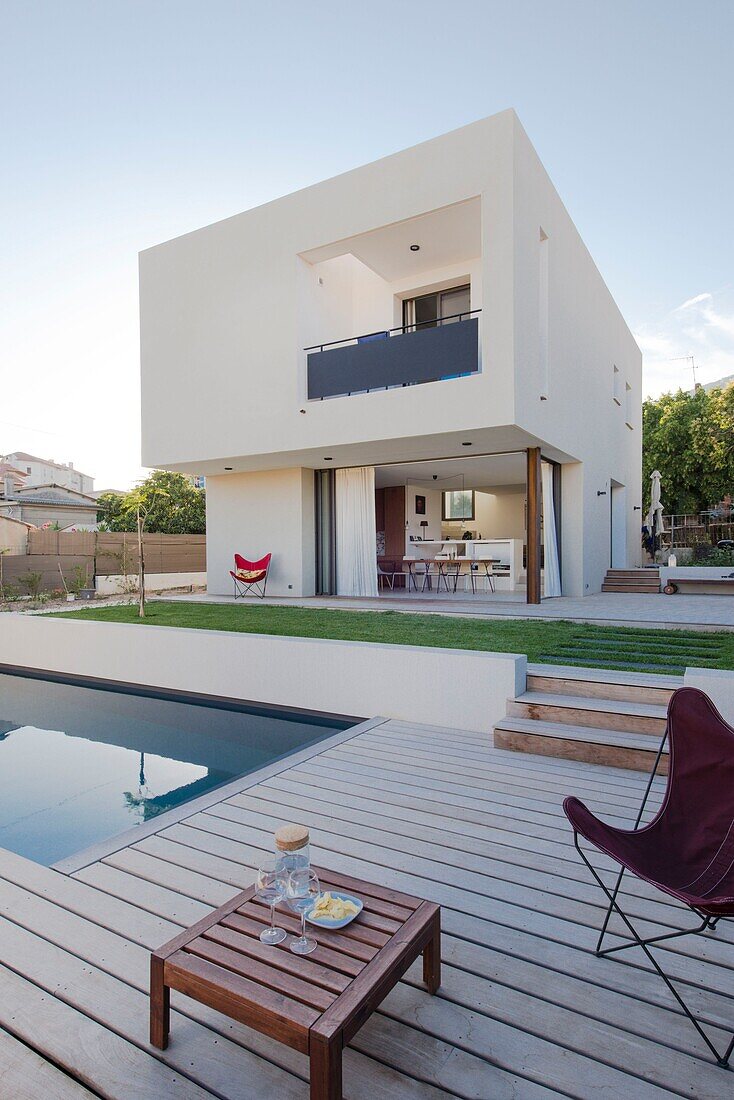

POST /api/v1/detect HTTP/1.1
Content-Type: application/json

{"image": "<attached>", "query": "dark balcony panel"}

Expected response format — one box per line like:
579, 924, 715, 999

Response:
307, 316, 479, 400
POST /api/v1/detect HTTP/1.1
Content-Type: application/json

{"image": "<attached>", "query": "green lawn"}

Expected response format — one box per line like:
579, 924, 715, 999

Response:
54, 601, 734, 675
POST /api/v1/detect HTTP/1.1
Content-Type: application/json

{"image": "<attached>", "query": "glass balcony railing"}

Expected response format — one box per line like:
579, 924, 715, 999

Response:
305, 310, 481, 400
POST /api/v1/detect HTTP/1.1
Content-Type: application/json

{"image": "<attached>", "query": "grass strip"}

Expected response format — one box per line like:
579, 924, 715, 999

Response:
52, 601, 734, 673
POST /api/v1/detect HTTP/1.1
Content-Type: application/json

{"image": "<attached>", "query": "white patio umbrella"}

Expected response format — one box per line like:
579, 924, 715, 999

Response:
646, 469, 664, 557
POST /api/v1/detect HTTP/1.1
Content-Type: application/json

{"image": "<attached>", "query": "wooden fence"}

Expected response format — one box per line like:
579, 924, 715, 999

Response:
4, 531, 206, 592
94, 533, 206, 575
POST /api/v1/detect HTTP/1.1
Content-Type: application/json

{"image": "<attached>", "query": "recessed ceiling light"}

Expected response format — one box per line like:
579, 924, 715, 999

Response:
462, 442, 472, 447
410, 244, 420, 252
225, 466, 233, 470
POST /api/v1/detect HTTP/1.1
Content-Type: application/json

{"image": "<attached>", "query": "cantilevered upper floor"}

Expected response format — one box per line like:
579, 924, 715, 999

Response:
140, 109, 640, 479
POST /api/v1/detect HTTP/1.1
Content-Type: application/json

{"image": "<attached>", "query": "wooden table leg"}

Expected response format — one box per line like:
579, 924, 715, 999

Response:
150, 955, 170, 1049
423, 908, 441, 994
310, 1032, 342, 1100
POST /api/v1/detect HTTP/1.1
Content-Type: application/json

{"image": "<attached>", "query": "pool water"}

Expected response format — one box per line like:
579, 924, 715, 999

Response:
0, 671, 351, 866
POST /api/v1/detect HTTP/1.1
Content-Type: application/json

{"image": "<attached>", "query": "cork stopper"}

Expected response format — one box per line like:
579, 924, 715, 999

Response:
274, 824, 309, 852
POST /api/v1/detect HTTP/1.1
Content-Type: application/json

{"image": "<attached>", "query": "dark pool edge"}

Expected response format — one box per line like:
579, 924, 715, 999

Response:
51, 715, 389, 876
0, 661, 362, 730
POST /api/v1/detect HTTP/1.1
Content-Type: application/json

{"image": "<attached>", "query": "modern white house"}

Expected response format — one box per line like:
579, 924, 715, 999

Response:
140, 110, 641, 602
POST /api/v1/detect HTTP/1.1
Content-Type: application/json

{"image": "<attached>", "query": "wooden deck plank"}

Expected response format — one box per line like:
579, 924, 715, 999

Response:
96, 840, 734, 1036
0, 713, 730, 1097
0, 961, 218, 1100
207, 798, 692, 931
169, 809, 734, 977
0, 866, 454, 1100
332, 733, 667, 808
306, 749, 656, 825
0, 913, 306, 1099
88, 848, 690, 1098
149, 814, 734, 998
236, 779, 680, 910
93, 831, 731, 1099
0, 1026, 99, 1100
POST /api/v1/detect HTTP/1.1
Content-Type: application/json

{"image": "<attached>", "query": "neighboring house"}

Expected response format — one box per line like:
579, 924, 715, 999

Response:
0, 462, 28, 496
0, 483, 99, 530
139, 110, 642, 601
3, 451, 94, 496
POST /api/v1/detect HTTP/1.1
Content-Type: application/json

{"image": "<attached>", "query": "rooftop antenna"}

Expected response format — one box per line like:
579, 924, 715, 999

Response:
670, 355, 697, 388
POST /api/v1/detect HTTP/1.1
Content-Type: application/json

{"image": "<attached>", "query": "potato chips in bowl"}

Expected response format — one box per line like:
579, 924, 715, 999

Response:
306, 890, 363, 929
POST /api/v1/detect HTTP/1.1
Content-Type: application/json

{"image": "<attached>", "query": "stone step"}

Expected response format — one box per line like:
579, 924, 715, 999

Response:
494, 716, 668, 774
509, 691, 667, 736
526, 665, 679, 706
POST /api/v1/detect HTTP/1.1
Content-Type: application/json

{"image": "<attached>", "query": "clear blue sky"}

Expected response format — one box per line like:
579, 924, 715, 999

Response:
2, 0, 733, 488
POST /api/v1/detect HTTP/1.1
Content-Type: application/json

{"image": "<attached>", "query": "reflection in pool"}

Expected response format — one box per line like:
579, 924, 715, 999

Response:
0, 671, 351, 866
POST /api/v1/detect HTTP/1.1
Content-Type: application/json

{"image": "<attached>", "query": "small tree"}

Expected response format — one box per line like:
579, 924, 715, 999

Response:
137, 503, 147, 618
0, 548, 9, 602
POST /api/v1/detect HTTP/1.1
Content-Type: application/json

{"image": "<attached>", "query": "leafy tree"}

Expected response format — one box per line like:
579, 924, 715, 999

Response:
642, 383, 734, 514
97, 471, 205, 534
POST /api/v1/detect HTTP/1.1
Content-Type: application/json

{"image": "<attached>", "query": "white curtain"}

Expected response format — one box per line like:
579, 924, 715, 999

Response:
335, 466, 378, 597
541, 462, 562, 597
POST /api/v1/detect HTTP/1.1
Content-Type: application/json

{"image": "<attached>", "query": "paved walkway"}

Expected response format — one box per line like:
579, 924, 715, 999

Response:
165, 589, 734, 630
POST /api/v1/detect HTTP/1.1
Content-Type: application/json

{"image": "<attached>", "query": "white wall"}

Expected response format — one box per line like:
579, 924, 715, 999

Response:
140, 109, 641, 598
683, 669, 734, 726
139, 111, 517, 471
510, 117, 642, 594
0, 614, 527, 734
472, 488, 525, 539
96, 572, 206, 595
405, 483, 442, 544
206, 468, 315, 597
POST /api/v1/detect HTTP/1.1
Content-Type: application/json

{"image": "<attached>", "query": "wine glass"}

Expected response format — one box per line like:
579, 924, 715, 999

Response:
286, 867, 320, 955
255, 860, 287, 945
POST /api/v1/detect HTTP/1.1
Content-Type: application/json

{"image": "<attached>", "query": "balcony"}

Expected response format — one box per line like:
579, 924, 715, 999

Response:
306, 311, 480, 400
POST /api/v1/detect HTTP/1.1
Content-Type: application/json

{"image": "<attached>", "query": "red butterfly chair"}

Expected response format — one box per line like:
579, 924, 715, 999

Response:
565, 687, 734, 1066
230, 553, 271, 599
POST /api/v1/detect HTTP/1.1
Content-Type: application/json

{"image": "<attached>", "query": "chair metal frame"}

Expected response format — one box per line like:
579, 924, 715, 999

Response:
570, 718, 734, 1068
230, 553, 271, 600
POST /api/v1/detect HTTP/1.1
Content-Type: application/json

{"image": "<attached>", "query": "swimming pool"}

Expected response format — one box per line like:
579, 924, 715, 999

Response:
0, 669, 353, 866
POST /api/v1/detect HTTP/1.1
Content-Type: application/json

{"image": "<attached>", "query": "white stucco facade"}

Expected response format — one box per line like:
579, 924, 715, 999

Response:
140, 110, 641, 598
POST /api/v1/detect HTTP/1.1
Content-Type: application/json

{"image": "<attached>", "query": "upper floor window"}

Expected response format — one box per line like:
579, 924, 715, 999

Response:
403, 284, 471, 332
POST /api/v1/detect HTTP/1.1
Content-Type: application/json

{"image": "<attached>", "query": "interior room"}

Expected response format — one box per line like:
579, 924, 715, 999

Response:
374, 452, 536, 597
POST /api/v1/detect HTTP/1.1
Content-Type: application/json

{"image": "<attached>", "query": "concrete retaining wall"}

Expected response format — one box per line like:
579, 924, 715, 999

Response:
683, 667, 734, 726
95, 572, 207, 595
0, 614, 526, 733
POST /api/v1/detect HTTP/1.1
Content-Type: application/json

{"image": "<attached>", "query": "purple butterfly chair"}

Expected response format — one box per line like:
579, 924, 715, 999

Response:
564, 686, 734, 1067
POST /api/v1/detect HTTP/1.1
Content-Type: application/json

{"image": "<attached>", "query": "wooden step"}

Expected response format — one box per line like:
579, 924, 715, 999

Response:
606, 569, 660, 577
602, 577, 661, 585
526, 665, 679, 706
508, 692, 667, 736
601, 584, 661, 593
494, 716, 668, 774
602, 569, 660, 591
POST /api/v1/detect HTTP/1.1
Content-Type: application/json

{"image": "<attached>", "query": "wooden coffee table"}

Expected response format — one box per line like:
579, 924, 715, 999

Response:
150, 865, 440, 1099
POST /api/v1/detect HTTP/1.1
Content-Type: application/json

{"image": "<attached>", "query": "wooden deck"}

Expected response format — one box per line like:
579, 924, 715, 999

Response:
0, 717, 730, 1098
